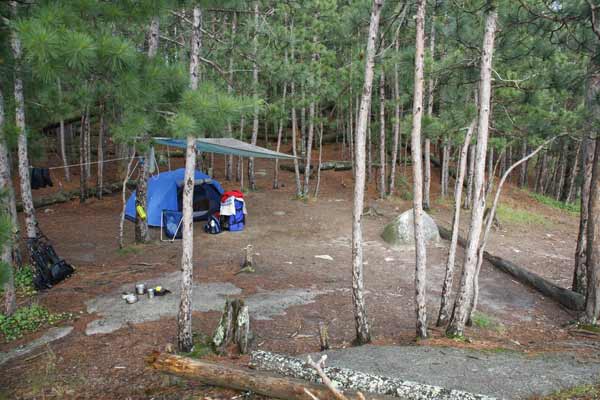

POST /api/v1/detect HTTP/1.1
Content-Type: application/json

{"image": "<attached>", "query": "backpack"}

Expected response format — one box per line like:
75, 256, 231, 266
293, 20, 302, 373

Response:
221, 198, 245, 232
204, 214, 222, 234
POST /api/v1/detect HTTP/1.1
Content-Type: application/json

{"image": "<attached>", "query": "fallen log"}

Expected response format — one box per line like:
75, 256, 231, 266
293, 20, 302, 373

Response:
146, 352, 394, 400
17, 182, 124, 211
438, 227, 585, 311
250, 350, 496, 400
279, 161, 372, 174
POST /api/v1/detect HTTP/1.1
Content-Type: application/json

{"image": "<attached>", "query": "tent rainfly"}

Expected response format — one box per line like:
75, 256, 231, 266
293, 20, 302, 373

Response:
154, 137, 297, 160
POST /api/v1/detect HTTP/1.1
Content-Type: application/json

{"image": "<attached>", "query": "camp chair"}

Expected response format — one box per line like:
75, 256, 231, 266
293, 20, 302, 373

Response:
161, 209, 183, 242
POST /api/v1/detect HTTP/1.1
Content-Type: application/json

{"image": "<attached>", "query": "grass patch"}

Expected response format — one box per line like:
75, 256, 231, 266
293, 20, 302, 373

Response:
117, 245, 142, 256
184, 332, 214, 359
0, 304, 72, 342
496, 204, 550, 226
471, 312, 506, 334
530, 192, 580, 214
536, 384, 599, 400
0, 266, 37, 298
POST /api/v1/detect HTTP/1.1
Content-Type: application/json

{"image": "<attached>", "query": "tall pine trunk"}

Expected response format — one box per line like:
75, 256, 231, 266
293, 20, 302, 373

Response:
351, 0, 384, 345
437, 119, 476, 326
411, 0, 428, 339
519, 138, 528, 187
463, 145, 474, 209
389, 37, 401, 196
378, 54, 386, 199
225, 13, 237, 181
57, 79, 70, 182
565, 141, 581, 204
178, 6, 201, 353
447, 3, 497, 337
79, 115, 87, 203
248, 2, 260, 191
96, 107, 105, 199
0, 86, 16, 315
274, 78, 287, 189
584, 135, 600, 323
289, 21, 302, 197
10, 1, 37, 240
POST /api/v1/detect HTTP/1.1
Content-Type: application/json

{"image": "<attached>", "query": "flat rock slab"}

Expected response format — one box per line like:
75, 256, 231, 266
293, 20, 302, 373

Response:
0, 326, 73, 366
85, 272, 325, 335
313, 345, 600, 399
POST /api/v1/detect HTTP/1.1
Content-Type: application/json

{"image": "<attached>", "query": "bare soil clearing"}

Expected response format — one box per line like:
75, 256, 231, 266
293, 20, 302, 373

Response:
1, 144, 597, 399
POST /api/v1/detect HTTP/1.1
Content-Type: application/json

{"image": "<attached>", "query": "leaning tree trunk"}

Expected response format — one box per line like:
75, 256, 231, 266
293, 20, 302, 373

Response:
378, 55, 386, 199
303, 98, 315, 196
437, 119, 476, 326
411, 0, 428, 339
351, 0, 384, 345
10, 1, 37, 240
0, 86, 16, 315
584, 135, 600, 324
314, 118, 324, 198
447, 3, 497, 338
389, 37, 401, 196
273, 50, 288, 190
248, 1, 260, 191
79, 115, 87, 203
178, 6, 201, 353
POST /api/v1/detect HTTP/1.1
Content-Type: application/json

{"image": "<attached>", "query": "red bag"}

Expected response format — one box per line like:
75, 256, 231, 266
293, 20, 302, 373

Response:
221, 190, 244, 203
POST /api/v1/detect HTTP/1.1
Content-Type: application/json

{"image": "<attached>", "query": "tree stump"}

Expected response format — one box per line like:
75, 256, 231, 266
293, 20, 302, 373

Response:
318, 322, 329, 351
212, 299, 251, 354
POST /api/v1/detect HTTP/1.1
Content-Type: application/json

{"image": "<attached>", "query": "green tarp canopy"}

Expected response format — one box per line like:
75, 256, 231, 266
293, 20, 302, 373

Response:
154, 137, 296, 160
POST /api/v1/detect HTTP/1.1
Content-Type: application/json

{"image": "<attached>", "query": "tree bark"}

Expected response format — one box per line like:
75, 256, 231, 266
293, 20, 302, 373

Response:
437, 119, 476, 326
565, 140, 581, 204
57, 79, 70, 182
225, 13, 237, 182
378, 53, 386, 199
314, 119, 324, 198
273, 50, 288, 190
248, 1, 260, 191
79, 115, 87, 203
463, 145, 475, 209
303, 98, 315, 196
178, 7, 201, 353
584, 135, 600, 323
447, 3, 497, 338
423, 139, 431, 210
0, 86, 16, 315
441, 141, 450, 198
351, 0, 384, 345
411, 0, 428, 339
96, 106, 105, 199
290, 21, 302, 197
519, 138, 528, 187
118, 145, 136, 249
11, 0, 37, 240
389, 38, 401, 196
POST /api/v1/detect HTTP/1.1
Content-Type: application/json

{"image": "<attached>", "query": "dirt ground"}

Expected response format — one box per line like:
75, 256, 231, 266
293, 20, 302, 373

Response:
1, 143, 597, 399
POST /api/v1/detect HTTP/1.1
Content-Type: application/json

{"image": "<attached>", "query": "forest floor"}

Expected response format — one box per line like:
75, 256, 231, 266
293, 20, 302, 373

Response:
1, 143, 598, 399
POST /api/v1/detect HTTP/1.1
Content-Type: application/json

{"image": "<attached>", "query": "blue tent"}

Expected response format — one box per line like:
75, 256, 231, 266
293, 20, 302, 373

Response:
125, 168, 224, 227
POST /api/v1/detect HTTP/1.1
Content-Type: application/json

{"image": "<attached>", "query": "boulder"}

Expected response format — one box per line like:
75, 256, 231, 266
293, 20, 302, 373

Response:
381, 209, 440, 247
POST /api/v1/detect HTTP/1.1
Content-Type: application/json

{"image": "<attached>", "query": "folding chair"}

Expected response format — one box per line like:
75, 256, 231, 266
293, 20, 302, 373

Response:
160, 209, 183, 242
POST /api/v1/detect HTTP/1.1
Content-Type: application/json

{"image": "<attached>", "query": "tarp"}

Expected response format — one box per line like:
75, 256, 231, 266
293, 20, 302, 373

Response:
125, 168, 224, 227
154, 137, 297, 160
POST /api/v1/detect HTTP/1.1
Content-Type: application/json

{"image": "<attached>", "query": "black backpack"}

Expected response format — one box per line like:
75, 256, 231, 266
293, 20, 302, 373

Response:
27, 235, 74, 290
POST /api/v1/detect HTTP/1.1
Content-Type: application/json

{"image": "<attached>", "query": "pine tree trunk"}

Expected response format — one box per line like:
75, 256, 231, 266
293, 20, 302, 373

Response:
248, 1, 260, 191
303, 99, 315, 196
553, 146, 567, 200
237, 117, 245, 183
79, 115, 87, 203
438, 119, 477, 326
118, 145, 136, 249
574, 135, 597, 295
178, 6, 201, 353
441, 141, 450, 198
566, 141, 582, 204
273, 81, 287, 190
314, 119, 323, 198
423, 139, 431, 209
411, 0, 428, 339
351, 0, 383, 345
447, 4, 497, 337
378, 58, 386, 199
367, 112, 373, 183
519, 138, 528, 187
389, 38, 401, 196
57, 79, 70, 182
584, 135, 600, 324
0, 86, 16, 315
539, 151, 549, 193
96, 107, 105, 199
225, 13, 237, 182
289, 21, 302, 197
11, 1, 37, 240
463, 145, 475, 209
487, 147, 494, 186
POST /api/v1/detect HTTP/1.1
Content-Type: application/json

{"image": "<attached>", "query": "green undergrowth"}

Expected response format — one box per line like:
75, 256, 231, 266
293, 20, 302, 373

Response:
471, 312, 507, 334
496, 204, 550, 226
184, 332, 214, 359
0, 266, 37, 298
530, 192, 580, 214
0, 304, 72, 342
